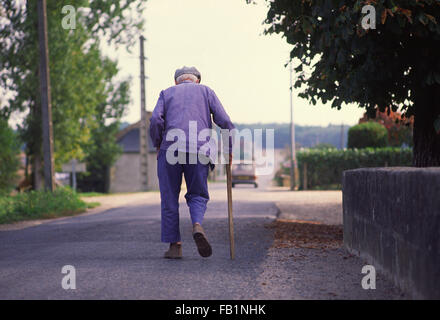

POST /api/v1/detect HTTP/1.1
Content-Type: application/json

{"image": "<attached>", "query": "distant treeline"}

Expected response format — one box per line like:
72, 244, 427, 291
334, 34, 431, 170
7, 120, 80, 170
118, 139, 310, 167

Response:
233, 123, 349, 149
120, 122, 350, 150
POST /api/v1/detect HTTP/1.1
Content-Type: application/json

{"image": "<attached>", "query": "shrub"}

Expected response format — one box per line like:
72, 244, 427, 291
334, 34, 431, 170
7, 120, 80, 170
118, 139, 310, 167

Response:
312, 143, 337, 149
282, 147, 413, 190
347, 122, 388, 149
0, 119, 21, 195
359, 110, 413, 147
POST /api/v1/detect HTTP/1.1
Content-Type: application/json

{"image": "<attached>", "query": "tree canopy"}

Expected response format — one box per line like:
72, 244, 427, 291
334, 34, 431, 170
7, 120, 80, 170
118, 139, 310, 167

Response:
253, 0, 440, 165
0, 119, 20, 195
0, 0, 144, 189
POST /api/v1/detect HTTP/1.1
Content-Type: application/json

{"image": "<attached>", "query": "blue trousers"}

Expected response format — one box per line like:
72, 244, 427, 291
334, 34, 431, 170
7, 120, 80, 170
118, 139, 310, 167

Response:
157, 150, 210, 243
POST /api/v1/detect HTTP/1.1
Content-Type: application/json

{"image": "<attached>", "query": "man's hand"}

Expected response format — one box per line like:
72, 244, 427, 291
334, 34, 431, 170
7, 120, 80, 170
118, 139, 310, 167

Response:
156, 147, 160, 159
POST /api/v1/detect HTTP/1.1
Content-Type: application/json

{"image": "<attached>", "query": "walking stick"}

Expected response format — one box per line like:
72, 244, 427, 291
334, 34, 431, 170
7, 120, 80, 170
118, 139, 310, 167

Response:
226, 161, 235, 259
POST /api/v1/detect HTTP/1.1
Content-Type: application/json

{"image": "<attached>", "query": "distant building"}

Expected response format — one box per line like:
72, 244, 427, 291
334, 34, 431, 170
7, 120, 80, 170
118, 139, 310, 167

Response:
109, 114, 159, 192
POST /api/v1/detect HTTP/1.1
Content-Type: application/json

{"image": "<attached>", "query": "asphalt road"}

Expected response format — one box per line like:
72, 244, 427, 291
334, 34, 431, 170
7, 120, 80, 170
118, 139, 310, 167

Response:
0, 183, 278, 299
0, 178, 405, 299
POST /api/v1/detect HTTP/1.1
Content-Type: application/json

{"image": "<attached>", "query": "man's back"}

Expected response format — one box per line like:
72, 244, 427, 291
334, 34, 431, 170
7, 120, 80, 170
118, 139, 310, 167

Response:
150, 80, 234, 155
161, 81, 213, 135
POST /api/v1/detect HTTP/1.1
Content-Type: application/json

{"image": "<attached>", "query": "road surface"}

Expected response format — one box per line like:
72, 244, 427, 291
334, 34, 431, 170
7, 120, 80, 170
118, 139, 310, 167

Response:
0, 177, 405, 299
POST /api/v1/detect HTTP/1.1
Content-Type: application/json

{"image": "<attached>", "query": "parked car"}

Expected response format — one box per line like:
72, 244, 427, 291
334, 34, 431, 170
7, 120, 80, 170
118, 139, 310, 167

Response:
231, 162, 257, 188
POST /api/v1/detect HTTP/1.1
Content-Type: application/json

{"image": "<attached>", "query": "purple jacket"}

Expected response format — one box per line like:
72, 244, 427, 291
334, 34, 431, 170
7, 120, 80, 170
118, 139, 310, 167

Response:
149, 81, 235, 157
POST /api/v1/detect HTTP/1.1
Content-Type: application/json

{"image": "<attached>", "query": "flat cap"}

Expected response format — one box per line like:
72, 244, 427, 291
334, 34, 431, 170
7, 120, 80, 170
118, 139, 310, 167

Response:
174, 66, 201, 82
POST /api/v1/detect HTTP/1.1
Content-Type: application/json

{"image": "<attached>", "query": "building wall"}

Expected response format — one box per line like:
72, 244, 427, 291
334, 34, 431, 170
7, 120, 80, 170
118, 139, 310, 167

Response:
110, 153, 141, 193
110, 152, 159, 193
147, 152, 159, 190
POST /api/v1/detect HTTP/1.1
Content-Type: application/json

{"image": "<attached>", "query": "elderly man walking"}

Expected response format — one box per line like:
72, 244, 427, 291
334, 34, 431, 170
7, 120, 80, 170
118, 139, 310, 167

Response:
149, 66, 234, 259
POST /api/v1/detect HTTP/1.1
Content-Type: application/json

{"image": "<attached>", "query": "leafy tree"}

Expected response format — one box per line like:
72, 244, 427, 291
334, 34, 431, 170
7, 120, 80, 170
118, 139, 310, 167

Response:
347, 121, 388, 148
78, 66, 131, 193
254, 0, 440, 166
0, 119, 21, 195
0, 0, 144, 189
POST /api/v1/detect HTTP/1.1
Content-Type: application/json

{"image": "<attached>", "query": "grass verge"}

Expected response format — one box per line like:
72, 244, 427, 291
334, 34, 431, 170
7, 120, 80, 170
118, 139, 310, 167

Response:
77, 192, 107, 197
0, 187, 99, 224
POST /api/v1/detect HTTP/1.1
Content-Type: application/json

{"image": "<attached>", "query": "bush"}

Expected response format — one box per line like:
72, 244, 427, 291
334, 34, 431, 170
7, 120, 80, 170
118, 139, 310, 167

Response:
283, 147, 412, 190
347, 122, 388, 149
358, 110, 413, 147
0, 187, 89, 224
0, 119, 21, 195
312, 143, 337, 149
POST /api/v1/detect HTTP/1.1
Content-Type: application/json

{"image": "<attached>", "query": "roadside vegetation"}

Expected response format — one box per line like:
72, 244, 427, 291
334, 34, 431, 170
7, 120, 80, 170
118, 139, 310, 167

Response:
0, 119, 21, 196
275, 109, 414, 189
0, 187, 99, 224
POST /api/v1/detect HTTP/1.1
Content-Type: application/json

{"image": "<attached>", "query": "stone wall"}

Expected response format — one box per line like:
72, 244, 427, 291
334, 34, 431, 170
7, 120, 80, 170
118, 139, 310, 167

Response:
342, 167, 440, 299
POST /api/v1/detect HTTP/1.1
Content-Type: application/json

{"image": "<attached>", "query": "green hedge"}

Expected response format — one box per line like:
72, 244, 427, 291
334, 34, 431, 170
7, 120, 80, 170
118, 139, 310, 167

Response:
347, 121, 388, 149
0, 187, 89, 224
283, 147, 412, 190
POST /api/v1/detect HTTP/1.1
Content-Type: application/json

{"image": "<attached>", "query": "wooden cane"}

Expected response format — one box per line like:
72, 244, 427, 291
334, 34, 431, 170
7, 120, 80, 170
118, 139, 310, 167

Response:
226, 162, 235, 259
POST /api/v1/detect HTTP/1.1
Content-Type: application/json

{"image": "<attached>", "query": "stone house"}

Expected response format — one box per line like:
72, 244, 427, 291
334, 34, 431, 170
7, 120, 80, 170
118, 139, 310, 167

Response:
109, 113, 159, 192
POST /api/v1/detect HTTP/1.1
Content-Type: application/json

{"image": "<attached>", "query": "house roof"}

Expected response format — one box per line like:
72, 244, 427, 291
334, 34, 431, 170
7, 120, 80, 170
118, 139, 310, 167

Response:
116, 116, 156, 153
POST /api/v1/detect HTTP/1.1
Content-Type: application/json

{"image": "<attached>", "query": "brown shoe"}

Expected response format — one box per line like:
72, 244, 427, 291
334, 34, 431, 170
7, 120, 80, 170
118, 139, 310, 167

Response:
193, 224, 212, 258
164, 243, 182, 259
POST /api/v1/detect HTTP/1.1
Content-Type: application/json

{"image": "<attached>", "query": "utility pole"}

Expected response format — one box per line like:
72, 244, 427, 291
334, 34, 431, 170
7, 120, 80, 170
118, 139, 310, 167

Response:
139, 35, 149, 191
340, 123, 345, 149
289, 61, 299, 191
37, 0, 55, 191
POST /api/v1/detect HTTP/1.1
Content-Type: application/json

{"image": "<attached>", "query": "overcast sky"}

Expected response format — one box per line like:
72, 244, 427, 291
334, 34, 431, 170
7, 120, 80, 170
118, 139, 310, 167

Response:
106, 0, 366, 126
